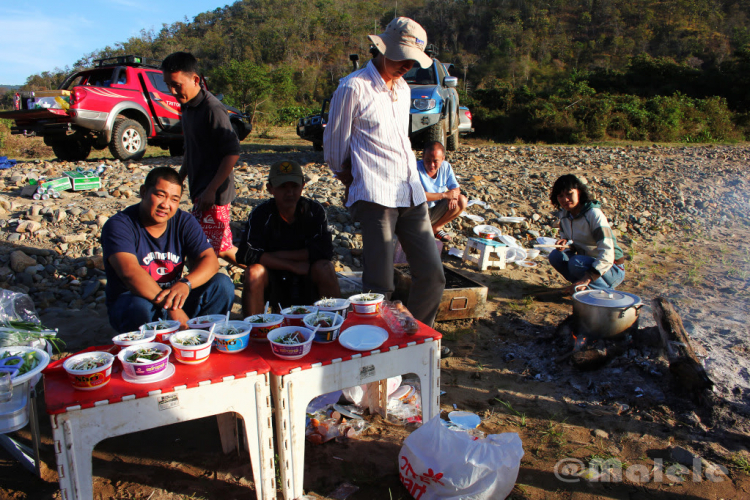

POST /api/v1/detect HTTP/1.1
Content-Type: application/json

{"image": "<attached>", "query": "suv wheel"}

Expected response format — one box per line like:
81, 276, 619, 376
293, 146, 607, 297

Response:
110, 119, 146, 161
427, 121, 446, 148
52, 138, 92, 162
446, 126, 459, 151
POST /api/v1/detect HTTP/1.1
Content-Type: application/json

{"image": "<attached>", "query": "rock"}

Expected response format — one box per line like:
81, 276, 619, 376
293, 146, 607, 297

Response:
20, 185, 38, 197
61, 233, 87, 243
81, 280, 100, 299
16, 221, 42, 233
10, 251, 36, 272
86, 255, 105, 271
7, 234, 22, 242
96, 215, 109, 227
69, 207, 82, 216
592, 429, 609, 440
53, 209, 67, 223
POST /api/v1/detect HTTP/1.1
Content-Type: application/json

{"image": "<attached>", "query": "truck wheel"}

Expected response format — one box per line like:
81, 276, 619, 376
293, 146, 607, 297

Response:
427, 121, 446, 148
169, 141, 184, 157
52, 139, 91, 162
312, 141, 323, 151
232, 121, 246, 142
446, 127, 459, 151
110, 119, 146, 161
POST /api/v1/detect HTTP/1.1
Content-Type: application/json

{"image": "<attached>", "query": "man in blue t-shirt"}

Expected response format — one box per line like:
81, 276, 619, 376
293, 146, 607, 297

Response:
416, 141, 468, 242
101, 166, 234, 333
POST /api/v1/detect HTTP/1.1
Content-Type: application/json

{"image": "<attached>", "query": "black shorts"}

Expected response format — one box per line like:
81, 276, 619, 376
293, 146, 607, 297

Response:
266, 270, 317, 308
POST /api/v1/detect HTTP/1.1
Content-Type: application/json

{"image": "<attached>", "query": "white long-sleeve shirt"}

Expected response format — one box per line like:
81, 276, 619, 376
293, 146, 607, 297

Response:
323, 61, 426, 208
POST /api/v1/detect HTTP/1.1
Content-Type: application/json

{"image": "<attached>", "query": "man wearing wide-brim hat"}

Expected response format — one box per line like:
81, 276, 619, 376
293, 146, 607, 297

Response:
324, 17, 445, 329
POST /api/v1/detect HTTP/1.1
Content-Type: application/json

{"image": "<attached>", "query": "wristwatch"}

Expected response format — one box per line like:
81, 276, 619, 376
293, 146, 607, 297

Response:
178, 277, 192, 291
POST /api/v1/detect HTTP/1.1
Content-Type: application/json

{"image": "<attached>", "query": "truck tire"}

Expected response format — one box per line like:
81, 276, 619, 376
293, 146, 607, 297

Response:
110, 119, 146, 161
169, 141, 184, 157
446, 127, 459, 151
427, 121, 446, 148
52, 139, 91, 162
312, 141, 323, 151
232, 121, 243, 142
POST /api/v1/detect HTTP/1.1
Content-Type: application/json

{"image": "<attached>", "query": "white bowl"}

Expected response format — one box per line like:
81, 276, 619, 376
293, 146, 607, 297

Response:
112, 330, 157, 348
525, 248, 541, 260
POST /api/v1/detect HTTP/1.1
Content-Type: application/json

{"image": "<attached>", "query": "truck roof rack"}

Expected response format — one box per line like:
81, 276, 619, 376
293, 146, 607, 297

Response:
92, 55, 158, 69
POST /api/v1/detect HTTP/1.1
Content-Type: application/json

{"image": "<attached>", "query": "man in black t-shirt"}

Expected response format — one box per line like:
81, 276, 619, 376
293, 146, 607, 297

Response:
161, 52, 242, 266
101, 167, 234, 333
237, 160, 340, 316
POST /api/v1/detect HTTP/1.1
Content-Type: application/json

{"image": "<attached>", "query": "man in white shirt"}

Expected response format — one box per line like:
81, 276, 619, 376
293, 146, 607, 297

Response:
324, 17, 445, 328
417, 141, 467, 242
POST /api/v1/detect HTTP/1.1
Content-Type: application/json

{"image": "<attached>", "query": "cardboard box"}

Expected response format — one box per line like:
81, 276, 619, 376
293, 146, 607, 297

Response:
63, 171, 101, 191
41, 177, 72, 192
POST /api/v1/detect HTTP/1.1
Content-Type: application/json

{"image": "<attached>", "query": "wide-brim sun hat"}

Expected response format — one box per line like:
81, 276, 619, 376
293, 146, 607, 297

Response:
368, 17, 432, 69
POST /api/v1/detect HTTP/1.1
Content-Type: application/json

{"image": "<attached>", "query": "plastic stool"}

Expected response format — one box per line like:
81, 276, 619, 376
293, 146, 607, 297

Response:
462, 237, 506, 270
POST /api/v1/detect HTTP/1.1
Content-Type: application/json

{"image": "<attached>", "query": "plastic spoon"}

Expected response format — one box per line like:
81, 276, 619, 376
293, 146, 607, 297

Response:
264, 301, 270, 315
224, 311, 230, 329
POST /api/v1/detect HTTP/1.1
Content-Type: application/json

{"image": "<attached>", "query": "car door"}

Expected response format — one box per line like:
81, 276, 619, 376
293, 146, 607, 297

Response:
142, 70, 182, 134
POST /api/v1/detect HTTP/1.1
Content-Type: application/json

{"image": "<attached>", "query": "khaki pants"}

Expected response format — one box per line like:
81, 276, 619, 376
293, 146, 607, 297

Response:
351, 201, 445, 327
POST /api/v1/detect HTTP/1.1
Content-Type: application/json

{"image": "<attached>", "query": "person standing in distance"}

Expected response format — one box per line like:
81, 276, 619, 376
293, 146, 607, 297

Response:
161, 52, 243, 266
324, 17, 445, 328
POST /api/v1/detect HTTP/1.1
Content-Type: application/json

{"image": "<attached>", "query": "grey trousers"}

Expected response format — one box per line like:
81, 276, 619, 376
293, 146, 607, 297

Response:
351, 201, 445, 327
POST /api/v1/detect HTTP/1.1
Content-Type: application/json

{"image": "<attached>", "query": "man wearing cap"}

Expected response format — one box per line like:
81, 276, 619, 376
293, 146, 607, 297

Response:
236, 160, 340, 316
324, 17, 445, 328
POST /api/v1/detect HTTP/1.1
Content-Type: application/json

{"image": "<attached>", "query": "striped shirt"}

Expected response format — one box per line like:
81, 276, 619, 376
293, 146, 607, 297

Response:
323, 61, 426, 208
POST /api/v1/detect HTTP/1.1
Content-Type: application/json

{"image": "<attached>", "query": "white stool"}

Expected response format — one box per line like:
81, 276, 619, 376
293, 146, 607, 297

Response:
462, 237, 506, 271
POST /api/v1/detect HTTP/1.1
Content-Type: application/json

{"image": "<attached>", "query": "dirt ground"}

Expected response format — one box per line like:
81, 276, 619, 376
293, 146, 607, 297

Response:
2, 137, 750, 499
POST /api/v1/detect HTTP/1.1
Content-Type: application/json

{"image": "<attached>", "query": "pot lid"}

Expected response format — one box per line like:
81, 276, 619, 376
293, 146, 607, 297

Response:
573, 289, 641, 308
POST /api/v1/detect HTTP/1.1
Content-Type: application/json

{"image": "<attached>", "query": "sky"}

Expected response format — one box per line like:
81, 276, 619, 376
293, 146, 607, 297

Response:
0, 1, 230, 85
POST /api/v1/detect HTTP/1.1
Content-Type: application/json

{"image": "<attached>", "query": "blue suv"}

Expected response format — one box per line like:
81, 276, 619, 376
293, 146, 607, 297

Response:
404, 54, 460, 151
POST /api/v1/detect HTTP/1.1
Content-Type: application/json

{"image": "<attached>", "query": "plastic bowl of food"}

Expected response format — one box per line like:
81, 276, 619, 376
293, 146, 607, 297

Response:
348, 293, 385, 316
212, 321, 252, 353
473, 224, 501, 240
63, 352, 115, 391
243, 313, 284, 341
112, 330, 157, 349
186, 315, 226, 330
281, 306, 318, 327
314, 298, 351, 320
267, 327, 315, 360
526, 248, 541, 260
117, 342, 171, 378
142, 319, 181, 343
169, 330, 214, 364
303, 311, 345, 343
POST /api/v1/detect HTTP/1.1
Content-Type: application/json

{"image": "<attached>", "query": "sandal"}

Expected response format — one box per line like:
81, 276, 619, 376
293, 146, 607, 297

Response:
435, 230, 452, 242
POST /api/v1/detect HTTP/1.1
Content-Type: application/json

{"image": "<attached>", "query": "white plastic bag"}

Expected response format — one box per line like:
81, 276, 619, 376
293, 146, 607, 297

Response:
398, 416, 524, 500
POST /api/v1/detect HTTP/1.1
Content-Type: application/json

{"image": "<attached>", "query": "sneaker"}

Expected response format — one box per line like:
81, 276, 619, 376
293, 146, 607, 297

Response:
440, 346, 452, 359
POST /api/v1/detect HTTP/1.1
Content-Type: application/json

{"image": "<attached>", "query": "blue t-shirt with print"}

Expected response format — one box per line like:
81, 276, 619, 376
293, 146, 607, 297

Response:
416, 159, 460, 208
101, 204, 212, 307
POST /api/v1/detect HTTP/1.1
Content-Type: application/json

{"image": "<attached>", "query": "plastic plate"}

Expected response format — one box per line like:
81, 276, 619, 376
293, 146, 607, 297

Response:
0, 346, 50, 387
338, 325, 389, 351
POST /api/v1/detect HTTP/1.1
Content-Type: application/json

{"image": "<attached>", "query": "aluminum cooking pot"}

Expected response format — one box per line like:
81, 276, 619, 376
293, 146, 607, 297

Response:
572, 288, 643, 338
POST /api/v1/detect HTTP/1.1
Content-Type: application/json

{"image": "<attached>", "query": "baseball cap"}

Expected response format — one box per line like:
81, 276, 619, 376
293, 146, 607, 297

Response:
368, 17, 432, 69
268, 160, 304, 187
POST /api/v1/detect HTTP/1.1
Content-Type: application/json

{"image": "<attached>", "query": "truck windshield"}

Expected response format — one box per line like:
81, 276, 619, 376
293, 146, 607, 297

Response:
62, 69, 117, 89
403, 66, 436, 86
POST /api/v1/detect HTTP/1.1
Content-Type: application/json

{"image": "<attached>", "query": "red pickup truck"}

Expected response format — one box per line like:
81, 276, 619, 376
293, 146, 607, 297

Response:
1, 55, 252, 162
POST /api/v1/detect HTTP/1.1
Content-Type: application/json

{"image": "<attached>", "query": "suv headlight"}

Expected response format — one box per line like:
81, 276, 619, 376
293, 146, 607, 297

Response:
412, 98, 436, 111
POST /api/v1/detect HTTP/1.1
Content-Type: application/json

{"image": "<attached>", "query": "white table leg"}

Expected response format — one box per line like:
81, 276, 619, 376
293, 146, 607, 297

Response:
50, 375, 275, 500
272, 339, 441, 500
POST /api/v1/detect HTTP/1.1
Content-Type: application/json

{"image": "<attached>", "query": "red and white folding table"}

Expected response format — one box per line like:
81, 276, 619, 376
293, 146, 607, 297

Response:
44, 348, 276, 500
253, 314, 442, 500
